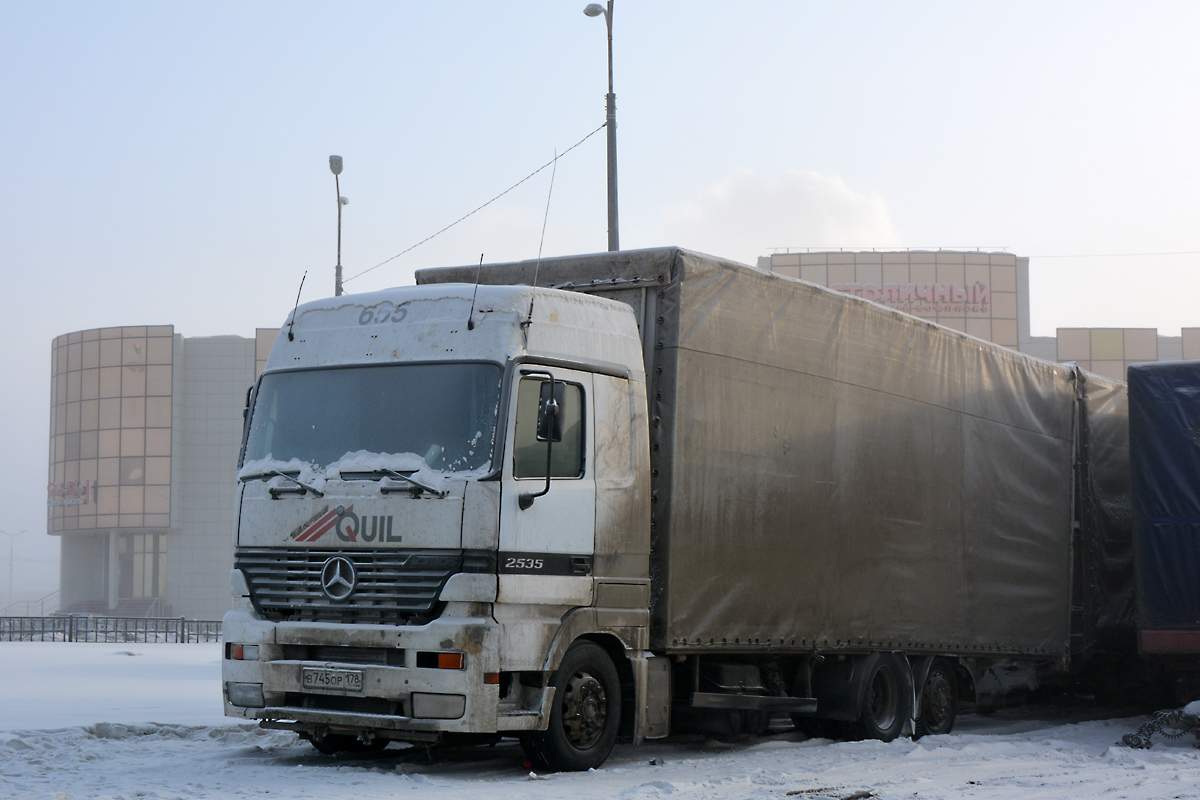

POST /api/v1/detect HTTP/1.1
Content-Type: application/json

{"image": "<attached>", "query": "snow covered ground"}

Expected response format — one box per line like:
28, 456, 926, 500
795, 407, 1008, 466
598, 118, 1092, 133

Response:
2, 642, 1198, 800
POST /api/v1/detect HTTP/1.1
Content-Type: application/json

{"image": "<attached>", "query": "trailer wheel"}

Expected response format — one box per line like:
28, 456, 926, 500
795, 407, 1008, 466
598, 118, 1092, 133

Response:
845, 653, 910, 742
520, 641, 622, 772
914, 659, 957, 737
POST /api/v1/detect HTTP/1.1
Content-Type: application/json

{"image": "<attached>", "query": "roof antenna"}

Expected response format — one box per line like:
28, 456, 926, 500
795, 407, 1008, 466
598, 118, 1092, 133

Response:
523, 148, 558, 340
287, 271, 307, 341
467, 253, 484, 330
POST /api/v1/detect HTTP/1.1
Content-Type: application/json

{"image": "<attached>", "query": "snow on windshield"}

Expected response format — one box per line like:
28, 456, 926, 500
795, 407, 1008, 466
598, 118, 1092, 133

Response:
237, 449, 496, 492
242, 362, 502, 475
236, 457, 327, 493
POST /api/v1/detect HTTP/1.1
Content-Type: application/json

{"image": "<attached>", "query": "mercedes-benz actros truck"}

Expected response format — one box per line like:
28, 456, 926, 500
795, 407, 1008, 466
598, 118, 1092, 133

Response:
222, 248, 1133, 770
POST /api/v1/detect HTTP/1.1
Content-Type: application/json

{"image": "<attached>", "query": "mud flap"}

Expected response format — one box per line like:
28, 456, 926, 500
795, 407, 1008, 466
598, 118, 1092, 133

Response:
908, 655, 933, 737
632, 652, 671, 743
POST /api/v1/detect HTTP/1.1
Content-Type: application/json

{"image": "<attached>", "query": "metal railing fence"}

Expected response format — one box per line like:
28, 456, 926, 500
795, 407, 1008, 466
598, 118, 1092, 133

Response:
0, 615, 222, 643
0, 590, 60, 617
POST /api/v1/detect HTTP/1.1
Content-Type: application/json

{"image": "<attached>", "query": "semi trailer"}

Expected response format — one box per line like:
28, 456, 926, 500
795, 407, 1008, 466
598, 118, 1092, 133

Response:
222, 247, 1134, 770
1128, 360, 1200, 697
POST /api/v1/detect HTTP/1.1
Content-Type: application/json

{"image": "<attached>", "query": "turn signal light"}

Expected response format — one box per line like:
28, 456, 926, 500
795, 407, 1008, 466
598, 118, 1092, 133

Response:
483, 672, 500, 685
416, 651, 465, 669
227, 644, 260, 661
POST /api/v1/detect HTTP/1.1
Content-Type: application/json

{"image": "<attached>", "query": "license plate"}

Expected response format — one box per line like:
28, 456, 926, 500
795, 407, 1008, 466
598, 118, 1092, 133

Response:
301, 667, 363, 693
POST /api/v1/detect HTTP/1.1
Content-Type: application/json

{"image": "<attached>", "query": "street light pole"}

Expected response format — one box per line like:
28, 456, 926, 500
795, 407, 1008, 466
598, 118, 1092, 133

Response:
329, 155, 348, 296
0, 529, 25, 611
584, 2, 619, 251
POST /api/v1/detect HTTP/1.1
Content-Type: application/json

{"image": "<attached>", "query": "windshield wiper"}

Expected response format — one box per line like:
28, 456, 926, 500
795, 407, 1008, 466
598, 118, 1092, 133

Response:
373, 468, 447, 498
265, 469, 325, 498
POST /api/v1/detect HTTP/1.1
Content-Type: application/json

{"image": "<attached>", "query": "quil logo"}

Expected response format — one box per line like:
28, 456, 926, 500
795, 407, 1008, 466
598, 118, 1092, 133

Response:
334, 506, 401, 543
289, 505, 401, 544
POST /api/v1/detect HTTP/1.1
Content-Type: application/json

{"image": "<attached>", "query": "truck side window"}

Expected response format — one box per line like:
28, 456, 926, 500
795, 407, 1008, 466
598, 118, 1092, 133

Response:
514, 378, 584, 479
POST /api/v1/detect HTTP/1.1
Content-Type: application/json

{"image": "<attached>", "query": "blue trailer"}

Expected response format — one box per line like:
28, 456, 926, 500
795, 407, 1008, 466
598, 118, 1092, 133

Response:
1128, 360, 1200, 671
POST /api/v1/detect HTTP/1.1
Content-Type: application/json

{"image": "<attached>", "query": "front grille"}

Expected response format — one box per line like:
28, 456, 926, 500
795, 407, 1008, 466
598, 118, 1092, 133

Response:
284, 692, 400, 716
236, 547, 462, 625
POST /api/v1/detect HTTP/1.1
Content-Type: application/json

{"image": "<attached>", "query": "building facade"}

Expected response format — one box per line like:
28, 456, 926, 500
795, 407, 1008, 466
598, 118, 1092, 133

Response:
761, 250, 1199, 375
48, 326, 272, 619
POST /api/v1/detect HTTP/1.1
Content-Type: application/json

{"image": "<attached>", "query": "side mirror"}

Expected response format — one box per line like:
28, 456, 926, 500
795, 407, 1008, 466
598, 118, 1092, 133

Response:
536, 381, 564, 442
520, 373, 560, 510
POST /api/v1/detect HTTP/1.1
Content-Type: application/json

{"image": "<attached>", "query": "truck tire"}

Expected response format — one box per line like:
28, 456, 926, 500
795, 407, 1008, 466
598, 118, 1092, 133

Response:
520, 640, 622, 772
845, 653, 911, 742
914, 658, 957, 737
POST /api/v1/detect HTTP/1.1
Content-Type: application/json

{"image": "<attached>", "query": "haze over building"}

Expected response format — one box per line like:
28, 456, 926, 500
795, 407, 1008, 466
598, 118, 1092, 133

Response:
47, 326, 272, 618
762, 251, 1200, 370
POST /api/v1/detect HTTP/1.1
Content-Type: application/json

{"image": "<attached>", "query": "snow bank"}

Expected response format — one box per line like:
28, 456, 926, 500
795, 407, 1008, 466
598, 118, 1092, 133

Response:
3, 642, 1198, 800
0, 642, 227, 731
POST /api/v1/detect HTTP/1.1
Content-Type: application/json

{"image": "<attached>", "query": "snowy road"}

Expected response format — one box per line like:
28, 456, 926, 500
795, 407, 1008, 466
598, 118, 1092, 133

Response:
2, 643, 1198, 800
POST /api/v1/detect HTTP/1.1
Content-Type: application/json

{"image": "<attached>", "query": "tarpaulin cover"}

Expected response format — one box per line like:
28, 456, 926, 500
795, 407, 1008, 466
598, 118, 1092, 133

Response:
418, 248, 1135, 661
1128, 361, 1200, 629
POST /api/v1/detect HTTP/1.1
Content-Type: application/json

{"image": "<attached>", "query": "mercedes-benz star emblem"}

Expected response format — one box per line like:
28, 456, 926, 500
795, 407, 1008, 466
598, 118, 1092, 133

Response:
320, 556, 357, 601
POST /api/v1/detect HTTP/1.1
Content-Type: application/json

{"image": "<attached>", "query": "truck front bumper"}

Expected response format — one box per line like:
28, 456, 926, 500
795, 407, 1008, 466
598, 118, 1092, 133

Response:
221, 609, 510, 741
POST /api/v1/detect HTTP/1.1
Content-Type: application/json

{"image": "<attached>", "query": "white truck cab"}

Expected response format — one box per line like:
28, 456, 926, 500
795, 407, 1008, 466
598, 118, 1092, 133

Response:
222, 283, 655, 770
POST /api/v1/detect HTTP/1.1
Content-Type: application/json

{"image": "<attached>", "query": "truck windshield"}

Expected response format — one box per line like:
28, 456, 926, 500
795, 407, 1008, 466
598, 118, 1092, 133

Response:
243, 362, 502, 473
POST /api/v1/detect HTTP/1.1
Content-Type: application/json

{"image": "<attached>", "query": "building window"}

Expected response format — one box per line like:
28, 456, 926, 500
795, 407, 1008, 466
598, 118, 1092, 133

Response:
118, 532, 166, 599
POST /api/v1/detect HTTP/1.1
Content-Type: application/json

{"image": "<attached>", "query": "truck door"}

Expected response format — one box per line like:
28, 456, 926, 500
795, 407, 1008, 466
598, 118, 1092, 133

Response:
498, 367, 596, 606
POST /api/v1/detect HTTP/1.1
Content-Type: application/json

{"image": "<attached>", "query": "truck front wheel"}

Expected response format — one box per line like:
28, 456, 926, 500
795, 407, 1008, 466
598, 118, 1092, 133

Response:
521, 640, 622, 772
845, 653, 911, 742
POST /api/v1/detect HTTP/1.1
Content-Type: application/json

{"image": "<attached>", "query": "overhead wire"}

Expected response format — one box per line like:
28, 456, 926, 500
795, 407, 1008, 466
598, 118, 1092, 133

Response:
344, 122, 606, 286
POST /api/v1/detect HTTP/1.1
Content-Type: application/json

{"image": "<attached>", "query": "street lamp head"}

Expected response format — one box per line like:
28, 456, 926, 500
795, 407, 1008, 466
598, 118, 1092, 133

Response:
329, 155, 343, 176
339, 196, 349, 206
583, 3, 605, 17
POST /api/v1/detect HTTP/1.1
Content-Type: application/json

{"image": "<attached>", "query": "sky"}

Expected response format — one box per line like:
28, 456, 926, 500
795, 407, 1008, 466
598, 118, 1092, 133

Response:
2, 1, 1199, 601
